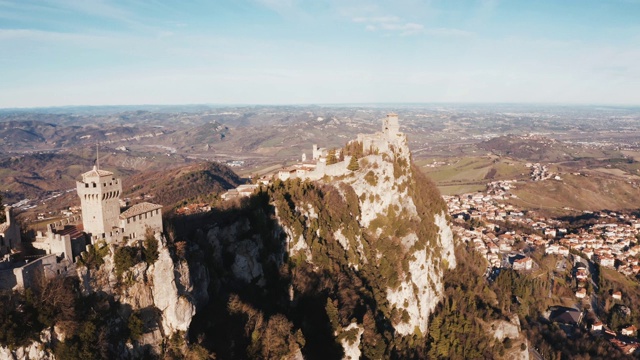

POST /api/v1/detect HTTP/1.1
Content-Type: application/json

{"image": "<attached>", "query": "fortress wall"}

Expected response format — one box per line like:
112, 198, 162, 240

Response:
302, 156, 352, 181
122, 211, 163, 241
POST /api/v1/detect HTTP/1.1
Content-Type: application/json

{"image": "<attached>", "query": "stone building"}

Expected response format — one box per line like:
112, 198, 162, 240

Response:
120, 202, 163, 240
293, 113, 406, 181
76, 165, 122, 237
0, 206, 20, 257
75, 164, 163, 243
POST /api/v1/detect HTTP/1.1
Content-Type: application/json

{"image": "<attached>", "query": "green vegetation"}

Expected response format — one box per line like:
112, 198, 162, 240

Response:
596, 266, 640, 332
342, 141, 364, 158
426, 244, 503, 359
78, 241, 109, 270
127, 312, 144, 342
326, 149, 337, 165
143, 231, 159, 265
347, 155, 359, 171
364, 170, 377, 186
114, 246, 141, 278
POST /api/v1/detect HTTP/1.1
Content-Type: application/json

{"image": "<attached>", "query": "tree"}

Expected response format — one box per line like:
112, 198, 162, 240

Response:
347, 156, 359, 171
326, 149, 337, 165
143, 229, 159, 264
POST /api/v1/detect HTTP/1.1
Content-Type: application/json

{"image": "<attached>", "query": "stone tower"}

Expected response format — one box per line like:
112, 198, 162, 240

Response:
76, 165, 122, 237
383, 113, 400, 138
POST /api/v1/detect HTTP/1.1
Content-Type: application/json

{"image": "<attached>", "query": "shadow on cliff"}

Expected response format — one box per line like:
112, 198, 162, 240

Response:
165, 191, 346, 359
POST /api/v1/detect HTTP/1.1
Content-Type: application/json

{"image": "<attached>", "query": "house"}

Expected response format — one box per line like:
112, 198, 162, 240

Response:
575, 288, 587, 299
513, 257, 533, 271
591, 321, 603, 331
621, 325, 637, 336
583, 248, 594, 260
550, 307, 583, 325
613, 291, 622, 301
545, 243, 559, 255
488, 242, 500, 254
599, 255, 616, 268
558, 246, 570, 256
499, 241, 512, 253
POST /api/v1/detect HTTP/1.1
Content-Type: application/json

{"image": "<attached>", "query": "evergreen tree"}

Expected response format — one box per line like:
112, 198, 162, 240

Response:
326, 149, 337, 165
347, 156, 359, 171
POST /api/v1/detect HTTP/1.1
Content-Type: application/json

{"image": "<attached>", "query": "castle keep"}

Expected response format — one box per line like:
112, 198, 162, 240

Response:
77, 164, 163, 242
77, 166, 122, 236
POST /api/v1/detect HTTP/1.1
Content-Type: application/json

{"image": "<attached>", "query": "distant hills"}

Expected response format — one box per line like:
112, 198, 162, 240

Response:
125, 161, 242, 206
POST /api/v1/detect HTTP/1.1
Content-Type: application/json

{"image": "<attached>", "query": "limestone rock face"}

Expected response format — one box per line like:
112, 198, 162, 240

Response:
152, 240, 196, 334
285, 133, 457, 337
74, 234, 206, 354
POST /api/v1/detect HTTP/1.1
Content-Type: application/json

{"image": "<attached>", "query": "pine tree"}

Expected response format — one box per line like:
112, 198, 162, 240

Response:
326, 149, 337, 165
347, 156, 359, 171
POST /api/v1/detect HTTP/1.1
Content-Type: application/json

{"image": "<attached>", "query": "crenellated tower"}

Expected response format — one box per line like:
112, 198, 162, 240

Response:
76, 165, 122, 237
382, 112, 400, 138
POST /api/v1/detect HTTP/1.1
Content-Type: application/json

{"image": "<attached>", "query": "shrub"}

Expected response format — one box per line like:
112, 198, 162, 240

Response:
128, 312, 144, 341
364, 171, 377, 186
78, 242, 109, 270
114, 246, 139, 278
143, 232, 159, 264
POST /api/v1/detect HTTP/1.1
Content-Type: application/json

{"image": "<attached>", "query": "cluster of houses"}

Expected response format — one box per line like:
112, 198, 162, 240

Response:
446, 181, 640, 354
447, 185, 640, 282
525, 162, 560, 181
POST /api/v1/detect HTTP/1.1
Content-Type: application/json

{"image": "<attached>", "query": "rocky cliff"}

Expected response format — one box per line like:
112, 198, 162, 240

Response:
74, 234, 208, 358
195, 131, 456, 358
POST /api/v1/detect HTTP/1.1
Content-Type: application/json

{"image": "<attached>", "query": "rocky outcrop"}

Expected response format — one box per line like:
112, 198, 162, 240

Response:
0, 330, 53, 360
282, 132, 456, 337
74, 234, 206, 356
151, 241, 195, 334
339, 323, 363, 360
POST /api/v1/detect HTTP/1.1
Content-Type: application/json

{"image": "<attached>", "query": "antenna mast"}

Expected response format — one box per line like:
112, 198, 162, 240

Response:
96, 143, 99, 170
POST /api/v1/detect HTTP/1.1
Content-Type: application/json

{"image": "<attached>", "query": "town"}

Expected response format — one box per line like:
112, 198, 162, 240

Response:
446, 179, 640, 355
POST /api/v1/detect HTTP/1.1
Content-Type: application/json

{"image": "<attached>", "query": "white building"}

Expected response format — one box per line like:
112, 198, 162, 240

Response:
76, 164, 163, 242
76, 165, 123, 237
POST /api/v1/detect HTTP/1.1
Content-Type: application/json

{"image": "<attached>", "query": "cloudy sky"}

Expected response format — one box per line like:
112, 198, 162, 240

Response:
1, 0, 639, 107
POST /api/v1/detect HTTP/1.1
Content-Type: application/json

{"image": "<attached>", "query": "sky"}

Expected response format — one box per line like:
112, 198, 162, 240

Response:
1, 0, 639, 108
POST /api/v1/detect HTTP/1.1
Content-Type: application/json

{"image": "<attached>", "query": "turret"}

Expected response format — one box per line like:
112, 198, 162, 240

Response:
383, 113, 400, 137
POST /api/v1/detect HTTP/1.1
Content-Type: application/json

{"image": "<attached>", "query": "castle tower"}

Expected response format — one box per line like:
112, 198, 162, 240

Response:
76, 165, 122, 237
383, 113, 400, 137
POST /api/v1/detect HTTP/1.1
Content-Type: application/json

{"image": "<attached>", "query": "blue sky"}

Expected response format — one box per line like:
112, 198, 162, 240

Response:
1, 0, 639, 107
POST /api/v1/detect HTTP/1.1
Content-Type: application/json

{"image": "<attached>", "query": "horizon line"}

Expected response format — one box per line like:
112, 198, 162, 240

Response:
2, 101, 640, 112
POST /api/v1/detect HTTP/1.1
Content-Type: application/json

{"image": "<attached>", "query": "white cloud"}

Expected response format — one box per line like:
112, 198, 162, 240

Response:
350, 13, 470, 37
352, 16, 400, 23
424, 27, 474, 37
351, 15, 425, 36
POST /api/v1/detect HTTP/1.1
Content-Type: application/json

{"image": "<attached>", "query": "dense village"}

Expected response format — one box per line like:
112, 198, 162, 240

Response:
445, 179, 640, 355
